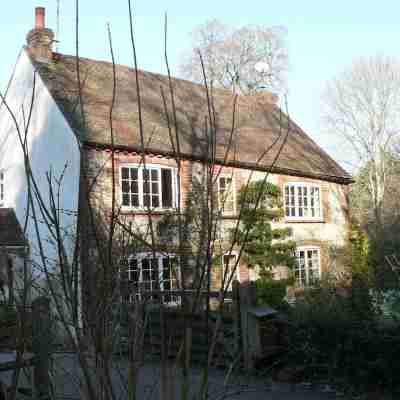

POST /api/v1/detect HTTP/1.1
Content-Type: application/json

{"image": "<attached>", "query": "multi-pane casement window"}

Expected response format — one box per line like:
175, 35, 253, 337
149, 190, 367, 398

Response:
0, 171, 4, 207
284, 183, 322, 220
120, 165, 177, 210
295, 247, 321, 286
121, 253, 180, 305
218, 176, 236, 215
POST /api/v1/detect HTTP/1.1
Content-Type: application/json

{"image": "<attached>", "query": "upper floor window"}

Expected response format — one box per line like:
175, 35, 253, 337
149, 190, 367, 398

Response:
120, 165, 177, 210
222, 252, 239, 291
218, 175, 236, 215
284, 183, 322, 220
0, 171, 4, 207
121, 252, 180, 305
295, 246, 321, 286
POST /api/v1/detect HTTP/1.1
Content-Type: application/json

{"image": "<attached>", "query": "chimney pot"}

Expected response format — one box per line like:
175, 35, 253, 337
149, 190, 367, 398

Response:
26, 7, 54, 62
35, 7, 45, 29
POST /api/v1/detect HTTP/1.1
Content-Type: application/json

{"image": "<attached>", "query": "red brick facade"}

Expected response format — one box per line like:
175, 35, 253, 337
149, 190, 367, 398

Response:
79, 145, 350, 316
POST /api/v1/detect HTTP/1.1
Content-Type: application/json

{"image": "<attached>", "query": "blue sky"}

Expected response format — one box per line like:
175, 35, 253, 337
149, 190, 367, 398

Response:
2, 1, 400, 172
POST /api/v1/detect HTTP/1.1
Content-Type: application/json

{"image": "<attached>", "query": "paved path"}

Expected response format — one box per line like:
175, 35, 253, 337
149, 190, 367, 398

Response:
0, 352, 356, 399
51, 353, 341, 400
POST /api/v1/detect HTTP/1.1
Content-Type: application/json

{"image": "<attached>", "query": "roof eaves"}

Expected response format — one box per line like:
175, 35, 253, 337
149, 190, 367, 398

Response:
83, 140, 354, 185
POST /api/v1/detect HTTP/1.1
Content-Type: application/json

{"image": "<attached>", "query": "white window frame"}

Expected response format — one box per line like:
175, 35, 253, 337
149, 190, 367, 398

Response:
122, 252, 181, 306
295, 246, 321, 286
120, 164, 178, 211
218, 174, 236, 216
284, 182, 323, 221
0, 170, 4, 207
221, 251, 240, 291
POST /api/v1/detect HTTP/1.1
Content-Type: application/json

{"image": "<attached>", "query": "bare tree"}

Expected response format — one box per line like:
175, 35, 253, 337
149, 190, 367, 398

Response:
0, 4, 293, 400
323, 55, 400, 229
180, 19, 288, 95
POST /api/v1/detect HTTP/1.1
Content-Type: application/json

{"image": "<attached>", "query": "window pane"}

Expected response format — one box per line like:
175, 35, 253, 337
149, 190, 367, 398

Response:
130, 168, 138, 180
131, 182, 138, 193
151, 170, 158, 180
161, 169, 173, 208
122, 181, 129, 193
152, 196, 159, 208
151, 268, 158, 281
121, 167, 129, 179
142, 269, 150, 281
131, 195, 139, 207
143, 180, 150, 194
163, 258, 171, 280
219, 177, 234, 214
128, 259, 138, 282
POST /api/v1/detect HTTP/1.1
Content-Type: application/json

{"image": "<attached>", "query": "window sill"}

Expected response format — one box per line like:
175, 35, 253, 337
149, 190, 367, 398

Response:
120, 207, 177, 215
285, 218, 325, 224
220, 213, 238, 219
291, 283, 320, 294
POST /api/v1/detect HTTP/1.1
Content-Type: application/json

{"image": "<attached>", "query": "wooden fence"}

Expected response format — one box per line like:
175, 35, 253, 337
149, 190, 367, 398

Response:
0, 296, 51, 399
123, 281, 282, 370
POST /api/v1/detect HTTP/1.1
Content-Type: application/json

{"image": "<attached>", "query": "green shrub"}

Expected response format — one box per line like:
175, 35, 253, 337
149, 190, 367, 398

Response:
0, 304, 17, 326
286, 283, 400, 392
256, 278, 290, 310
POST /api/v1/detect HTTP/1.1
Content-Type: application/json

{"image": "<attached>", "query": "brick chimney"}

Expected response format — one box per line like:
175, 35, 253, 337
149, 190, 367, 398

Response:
26, 7, 54, 61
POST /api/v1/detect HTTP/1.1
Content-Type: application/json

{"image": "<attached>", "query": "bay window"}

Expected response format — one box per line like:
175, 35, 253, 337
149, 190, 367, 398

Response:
284, 182, 322, 220
120, 165, 177, 209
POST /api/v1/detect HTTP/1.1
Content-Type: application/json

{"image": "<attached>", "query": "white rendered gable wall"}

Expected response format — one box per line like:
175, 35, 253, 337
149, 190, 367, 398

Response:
0, 48, 81, 272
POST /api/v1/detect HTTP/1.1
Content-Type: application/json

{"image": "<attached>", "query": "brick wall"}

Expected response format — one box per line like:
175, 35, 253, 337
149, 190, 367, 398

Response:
79, 146, 351, 313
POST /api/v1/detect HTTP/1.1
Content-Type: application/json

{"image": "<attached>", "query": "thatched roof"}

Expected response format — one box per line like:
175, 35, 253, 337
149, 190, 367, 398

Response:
0, 208, 26, 247
31, 50, 351, 184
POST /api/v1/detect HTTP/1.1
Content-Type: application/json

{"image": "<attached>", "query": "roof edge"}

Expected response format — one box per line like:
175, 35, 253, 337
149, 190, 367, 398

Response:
82, 140, 354, 185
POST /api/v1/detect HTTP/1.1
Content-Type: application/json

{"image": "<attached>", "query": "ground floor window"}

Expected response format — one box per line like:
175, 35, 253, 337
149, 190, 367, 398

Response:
121, 253, 180, 305
295, 246, 321, 286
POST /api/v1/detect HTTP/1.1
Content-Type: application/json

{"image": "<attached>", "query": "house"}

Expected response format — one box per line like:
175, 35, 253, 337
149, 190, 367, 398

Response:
0, 208, 29, 304
0, 8, 352, 318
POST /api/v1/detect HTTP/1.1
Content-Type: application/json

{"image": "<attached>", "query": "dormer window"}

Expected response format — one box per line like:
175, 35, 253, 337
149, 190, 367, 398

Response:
120, 165, 177, 210
284, 182, 322, 220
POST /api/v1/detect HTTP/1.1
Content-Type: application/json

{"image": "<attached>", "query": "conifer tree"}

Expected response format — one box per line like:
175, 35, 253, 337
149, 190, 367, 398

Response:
234, 180, 296, 278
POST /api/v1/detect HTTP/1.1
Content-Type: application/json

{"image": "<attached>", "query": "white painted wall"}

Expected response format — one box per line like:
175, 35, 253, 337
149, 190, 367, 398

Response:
0, 48, 81, 277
